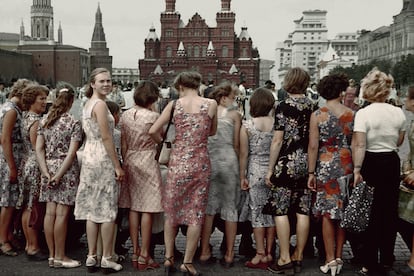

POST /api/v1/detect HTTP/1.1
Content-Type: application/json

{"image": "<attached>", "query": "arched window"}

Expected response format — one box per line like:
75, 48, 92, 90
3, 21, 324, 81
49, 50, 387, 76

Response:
194, 46, 200, 57
242, 47, 248, 57
166, 46, 172, 58
222, 46, 228, 57
149, 48, 154, 58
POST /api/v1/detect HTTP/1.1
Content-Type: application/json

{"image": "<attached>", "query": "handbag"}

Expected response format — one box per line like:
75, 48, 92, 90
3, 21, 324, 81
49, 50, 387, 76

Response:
155, 100, 176, 165
340, 181, 374, 233
398, 183, 414, 224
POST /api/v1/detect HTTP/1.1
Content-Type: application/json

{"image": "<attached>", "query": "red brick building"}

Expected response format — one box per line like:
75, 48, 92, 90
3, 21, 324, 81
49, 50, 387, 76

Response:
139, 0, 260, 88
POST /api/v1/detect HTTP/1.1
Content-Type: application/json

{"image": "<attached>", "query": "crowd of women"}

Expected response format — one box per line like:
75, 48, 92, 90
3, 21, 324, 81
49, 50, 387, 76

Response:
0, 66, 413, 276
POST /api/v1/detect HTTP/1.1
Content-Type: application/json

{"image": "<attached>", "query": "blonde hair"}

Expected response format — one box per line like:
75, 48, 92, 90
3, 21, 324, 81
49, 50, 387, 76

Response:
362, 68, 393, 102
283, 67, 310, 95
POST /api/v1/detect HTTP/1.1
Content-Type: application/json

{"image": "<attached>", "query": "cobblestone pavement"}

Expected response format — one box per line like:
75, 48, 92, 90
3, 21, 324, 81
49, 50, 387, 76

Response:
0, 229, 411, 276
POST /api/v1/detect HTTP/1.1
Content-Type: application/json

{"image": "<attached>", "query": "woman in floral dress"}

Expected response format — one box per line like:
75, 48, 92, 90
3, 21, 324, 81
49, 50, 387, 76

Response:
307, 74, 354, 275
119, 80, 163, 270
149, 71, 217, 276
265, 67, 317, 274
17, 84, 48, 261
199, 83, 241, 267
37, 82, 82, 268
240, 88, 276, 270
0, 79, 32, 256
74, 68, 125, 273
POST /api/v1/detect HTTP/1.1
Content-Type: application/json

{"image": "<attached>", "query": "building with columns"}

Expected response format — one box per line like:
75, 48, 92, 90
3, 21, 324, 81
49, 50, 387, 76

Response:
139, 0, 260, 88
358, 0, 414, 64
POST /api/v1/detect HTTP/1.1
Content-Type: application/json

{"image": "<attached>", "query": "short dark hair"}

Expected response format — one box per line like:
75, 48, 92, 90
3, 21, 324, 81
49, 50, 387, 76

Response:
21, 84, 49, 111
317, 73, 349, 100
105, 101, 120, 116
249, 88, 275, 117
134, 80, 159, 107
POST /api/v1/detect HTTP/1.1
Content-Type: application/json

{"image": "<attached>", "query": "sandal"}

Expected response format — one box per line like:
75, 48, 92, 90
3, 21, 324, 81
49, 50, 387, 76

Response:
180, 262, 202, 276
164, 256, 176, 275
131, 254, 138, 269
245, 252, 268, 270
0, 241, 18, 257
137, 255, 160, 271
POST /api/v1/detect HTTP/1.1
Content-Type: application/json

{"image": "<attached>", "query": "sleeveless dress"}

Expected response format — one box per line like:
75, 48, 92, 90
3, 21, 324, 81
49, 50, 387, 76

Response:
74, 98, 118, 223
163, 99, 212, 226
239, 119, 275, 228
118, 106, 163, 212
0, 100, 23, 207
206, 107, 240, 222
312, 107, 354, 219
17, 111, 42, 209
38, 113, 82, 205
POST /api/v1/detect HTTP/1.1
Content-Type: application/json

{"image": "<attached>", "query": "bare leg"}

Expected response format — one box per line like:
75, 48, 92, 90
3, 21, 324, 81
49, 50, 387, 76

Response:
251, 227, 266, 264
265, 226, 276, 262
199, 214, 214, 259
335, 221, 346, 259
163, 220, 177, 264
129, 210, 140, 256
54, 204, 70, 261
44, 202, 57, 258
274, 215, 291, 265
291, 213, 309, 262
101, 222, 116, 258
224, 221, 237, 262
21, 208, 30, 251
181, 225, 202, 274
86, 220, 99, 256
140, 212, 153, 258
322, 216, 335, 262
0, 207, 15, 248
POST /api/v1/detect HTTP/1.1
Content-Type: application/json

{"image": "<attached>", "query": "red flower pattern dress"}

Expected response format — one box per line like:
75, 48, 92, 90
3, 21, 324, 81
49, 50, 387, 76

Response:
163, 99, 213, 226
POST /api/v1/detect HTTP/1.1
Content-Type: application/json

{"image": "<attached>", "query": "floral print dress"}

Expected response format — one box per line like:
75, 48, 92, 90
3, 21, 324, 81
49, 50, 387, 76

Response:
38, 113, 82, 206
74, 99, 118, 223
270, 96, 316, 215
163, 99, 212, 226
17, 111, 42, 209
0, 101, 23, 207
312, 107, 354, 219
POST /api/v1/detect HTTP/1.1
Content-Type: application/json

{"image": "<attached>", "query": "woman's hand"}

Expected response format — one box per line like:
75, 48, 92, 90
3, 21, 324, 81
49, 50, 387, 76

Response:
307, 174, 316, 191
353, 171, 363, 187
240, 177, 249, 191
265, 171, 273, 188
404, 171, 414, 186
115, 167, 125, 182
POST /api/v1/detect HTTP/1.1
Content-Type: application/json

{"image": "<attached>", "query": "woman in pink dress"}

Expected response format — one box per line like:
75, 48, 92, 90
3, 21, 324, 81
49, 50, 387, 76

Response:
119, 80, 163, 270
149, 71, 217, 276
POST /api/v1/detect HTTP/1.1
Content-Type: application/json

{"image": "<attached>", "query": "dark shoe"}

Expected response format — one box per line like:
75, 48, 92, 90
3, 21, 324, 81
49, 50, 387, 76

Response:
137, 255, 160, 270
245, 260, 268, 270
26, 250, 48, 261
292, 260, 302, 273
399, 264, 414, 276
219, 258, 234, 268
268, 261, 294, 275
198, 255, 216, 266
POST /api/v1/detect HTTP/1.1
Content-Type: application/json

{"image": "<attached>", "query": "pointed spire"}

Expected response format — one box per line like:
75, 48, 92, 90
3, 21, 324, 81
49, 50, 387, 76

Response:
154, 64, 164, 75
48, 20, 54, 41
229, 64, 238, 74
239, 26, 250, 40
177, 41, 186, 56
146, 24, 159, 40
58, 21, 62, 44
91, 3, 106, 43
207, 41, 216, 57
20, 19, 25, 39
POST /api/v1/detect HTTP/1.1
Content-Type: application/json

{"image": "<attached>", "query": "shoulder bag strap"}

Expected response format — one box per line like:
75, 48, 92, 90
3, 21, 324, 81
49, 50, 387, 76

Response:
162, 100, 176, 142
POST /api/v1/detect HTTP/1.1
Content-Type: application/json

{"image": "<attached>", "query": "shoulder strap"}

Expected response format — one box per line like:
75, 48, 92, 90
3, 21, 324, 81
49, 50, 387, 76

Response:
162, 100, 176, 142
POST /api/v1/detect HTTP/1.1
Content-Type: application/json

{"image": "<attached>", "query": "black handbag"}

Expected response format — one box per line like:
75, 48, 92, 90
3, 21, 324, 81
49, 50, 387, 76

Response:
340, 181, 374, 233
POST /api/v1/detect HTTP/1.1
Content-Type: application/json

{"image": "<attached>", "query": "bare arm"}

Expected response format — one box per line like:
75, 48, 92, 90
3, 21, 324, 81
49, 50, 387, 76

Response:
397, 130, 405, 147
352, 131, 366, 185
208, 100, 218, 136
307, 112, 319, 191
265, 130, 284, 187
229, 109, 242, 157
50, 140, 80, 185
35, 134, 51, 182
149, 101, 174, 144
93, 101, 124, 180
239, 125, 249, 190
1, 110, 18, 183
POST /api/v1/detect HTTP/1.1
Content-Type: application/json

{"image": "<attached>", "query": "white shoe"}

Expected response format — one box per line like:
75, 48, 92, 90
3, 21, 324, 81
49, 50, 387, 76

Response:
54, 259, 81, 268
320, 259, 337, 276
86, 255, 99, 273
336, 258, 344, 274
101, 256, 122, 274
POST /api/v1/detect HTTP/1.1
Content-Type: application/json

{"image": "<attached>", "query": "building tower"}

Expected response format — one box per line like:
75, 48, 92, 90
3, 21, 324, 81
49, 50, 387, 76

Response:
31, 0, 54, 41
89, 3, 112, 72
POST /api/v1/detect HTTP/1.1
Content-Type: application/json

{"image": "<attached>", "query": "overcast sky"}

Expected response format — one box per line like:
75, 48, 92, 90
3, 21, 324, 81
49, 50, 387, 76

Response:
0, 0, 402, 68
